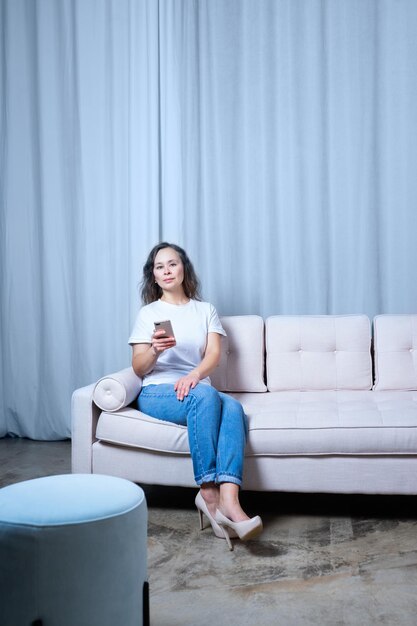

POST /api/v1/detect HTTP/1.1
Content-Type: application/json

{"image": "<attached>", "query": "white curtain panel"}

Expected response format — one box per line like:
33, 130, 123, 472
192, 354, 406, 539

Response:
1, 0, 417, 438
0, 0, 160, 437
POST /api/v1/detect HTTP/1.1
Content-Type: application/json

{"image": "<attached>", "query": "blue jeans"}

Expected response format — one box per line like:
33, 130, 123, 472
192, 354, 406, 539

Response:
137, 384, 247, 486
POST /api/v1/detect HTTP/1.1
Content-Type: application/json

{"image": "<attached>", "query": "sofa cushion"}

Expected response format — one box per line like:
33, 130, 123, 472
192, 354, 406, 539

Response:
210, 315, 267, 392
373, 315, 417, 391
96, 408, 189, 454
95, 390, 417, 457
266, 315, 372, 391
93, 368, 142, 411
232, 390, 417, 456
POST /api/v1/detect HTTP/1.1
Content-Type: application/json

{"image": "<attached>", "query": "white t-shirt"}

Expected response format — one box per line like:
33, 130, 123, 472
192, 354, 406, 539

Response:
128, 299, 226, 386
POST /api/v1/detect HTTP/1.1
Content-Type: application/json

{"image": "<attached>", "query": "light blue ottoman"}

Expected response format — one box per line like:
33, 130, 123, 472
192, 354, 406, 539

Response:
0, 474, 148, 626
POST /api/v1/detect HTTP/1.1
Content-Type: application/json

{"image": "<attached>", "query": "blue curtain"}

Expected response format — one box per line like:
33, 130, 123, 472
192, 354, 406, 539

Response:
1, 0, 417, 438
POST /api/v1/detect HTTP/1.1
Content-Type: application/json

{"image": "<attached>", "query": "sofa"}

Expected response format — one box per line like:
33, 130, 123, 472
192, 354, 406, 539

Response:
71, 314, 417, 495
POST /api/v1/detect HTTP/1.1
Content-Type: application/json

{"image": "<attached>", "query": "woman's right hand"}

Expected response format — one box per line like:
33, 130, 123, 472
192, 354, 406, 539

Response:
132, 330, 176, 377
151, 329, 176, 356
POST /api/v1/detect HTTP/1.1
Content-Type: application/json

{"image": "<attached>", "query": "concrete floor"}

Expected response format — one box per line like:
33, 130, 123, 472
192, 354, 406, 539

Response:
1, 438, 417, 625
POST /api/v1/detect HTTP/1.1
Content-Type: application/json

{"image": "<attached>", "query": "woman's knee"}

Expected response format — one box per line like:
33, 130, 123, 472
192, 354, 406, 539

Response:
186, 385, 222, 427
219, 392, 244, 416
219, 393, 248, 434
189, 384, 221, 406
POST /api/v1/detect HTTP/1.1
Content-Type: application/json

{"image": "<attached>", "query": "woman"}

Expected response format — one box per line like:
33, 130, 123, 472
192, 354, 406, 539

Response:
129, 242, 262, 550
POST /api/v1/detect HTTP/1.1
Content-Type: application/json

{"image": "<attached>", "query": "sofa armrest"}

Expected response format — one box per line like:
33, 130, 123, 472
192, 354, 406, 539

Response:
71, 382, 100, 474
71, 368, 143, 474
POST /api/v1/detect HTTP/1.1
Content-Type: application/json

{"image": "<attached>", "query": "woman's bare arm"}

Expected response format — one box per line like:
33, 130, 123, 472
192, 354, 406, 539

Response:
131, 329, 176, 377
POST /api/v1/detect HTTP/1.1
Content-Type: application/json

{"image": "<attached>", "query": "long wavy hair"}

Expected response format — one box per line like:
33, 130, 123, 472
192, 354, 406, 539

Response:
140, 242, 202, 304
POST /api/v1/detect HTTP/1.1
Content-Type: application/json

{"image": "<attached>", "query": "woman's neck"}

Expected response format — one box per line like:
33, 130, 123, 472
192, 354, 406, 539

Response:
160, 291, 190, 306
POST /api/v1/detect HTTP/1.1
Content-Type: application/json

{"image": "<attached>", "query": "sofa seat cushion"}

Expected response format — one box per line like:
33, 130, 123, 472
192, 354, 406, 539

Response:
95, 391, 417, 458
96, 408, 189, 454
232, 390, 417, 456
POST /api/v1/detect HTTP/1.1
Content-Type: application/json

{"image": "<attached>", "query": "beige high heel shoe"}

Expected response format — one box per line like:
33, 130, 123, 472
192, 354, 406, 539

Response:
195, 492, 237, 543
215, 509, 263, 551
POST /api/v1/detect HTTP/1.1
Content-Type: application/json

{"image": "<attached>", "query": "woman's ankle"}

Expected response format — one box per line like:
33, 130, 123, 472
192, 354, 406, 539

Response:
218, 490, 250, 522
200, 482, 219, 504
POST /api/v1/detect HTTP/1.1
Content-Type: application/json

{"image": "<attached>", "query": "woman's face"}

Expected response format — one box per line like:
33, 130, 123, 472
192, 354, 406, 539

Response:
153, 247, 185, 293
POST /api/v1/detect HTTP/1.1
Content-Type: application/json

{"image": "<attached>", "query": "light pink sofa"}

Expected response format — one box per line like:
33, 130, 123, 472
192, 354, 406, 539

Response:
71, 314, 417, 495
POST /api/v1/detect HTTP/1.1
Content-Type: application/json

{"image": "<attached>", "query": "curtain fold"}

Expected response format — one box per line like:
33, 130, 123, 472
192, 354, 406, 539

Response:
1, 0, 417, 438
0, 0, 161, 437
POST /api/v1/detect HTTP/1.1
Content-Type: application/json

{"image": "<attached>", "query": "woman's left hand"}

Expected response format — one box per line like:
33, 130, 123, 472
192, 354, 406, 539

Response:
174, 372, 200, 401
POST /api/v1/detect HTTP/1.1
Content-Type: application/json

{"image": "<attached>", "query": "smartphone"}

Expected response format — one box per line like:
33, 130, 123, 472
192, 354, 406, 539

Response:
154, 320, 175, 338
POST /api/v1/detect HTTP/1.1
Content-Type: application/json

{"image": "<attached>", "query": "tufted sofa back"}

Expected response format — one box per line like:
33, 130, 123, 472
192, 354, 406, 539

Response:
92, 314, 417, 410
373, 315, 417, 390
212, 314, 374, 393
211, 313, 417, 393
210, 316, 267, 392
266, 315, 372, 391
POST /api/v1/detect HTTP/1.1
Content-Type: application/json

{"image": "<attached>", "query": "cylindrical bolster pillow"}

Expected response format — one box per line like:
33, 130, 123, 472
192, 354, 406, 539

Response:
93, 368, 142, 412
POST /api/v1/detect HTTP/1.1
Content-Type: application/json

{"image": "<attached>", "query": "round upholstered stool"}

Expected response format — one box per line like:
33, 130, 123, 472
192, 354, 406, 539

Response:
0, 474, 148, 626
